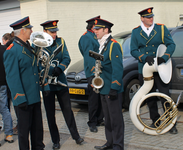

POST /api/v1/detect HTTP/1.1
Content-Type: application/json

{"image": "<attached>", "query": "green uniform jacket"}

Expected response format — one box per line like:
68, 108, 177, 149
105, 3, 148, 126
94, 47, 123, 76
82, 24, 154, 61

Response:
3, 40, 44, 106
39, 37, 70, 91
130, 23, 175, 74
100, 38, 124, 95
78, 30, 99, 78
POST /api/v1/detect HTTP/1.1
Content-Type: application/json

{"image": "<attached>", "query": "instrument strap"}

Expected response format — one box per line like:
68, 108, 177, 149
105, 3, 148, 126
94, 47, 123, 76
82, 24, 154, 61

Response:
100, 35, 112, 55
14, 37, 37, 57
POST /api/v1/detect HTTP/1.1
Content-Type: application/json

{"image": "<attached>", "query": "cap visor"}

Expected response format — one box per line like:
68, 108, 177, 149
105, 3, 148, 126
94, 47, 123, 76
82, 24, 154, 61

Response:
48, 28, 59, 32
26, 25, 33, 28
93, 26, 102, 29
144, 14, 154, 18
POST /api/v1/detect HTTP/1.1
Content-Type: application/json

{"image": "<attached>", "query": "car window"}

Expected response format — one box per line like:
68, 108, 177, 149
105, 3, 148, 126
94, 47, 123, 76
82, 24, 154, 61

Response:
172, 29, 183, 57
122, 37, 131, 57
115, 38, 124, 46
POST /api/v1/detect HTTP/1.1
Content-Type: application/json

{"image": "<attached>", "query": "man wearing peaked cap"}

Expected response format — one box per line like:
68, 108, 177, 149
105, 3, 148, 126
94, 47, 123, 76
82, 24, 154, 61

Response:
3, 16, 48, 150
130, 7, 177, 134
93, 18, 124, 150
40, 20, 59, 32
35, 20, 84, 150
78, 16, 104, 133
138, 7, 154, 18
93, 18, 113, 30
10, 16, 33, 30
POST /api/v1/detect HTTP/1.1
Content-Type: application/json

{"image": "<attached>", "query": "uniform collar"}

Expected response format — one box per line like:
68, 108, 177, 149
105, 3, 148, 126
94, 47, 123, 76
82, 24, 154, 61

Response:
87, 29, 94, 33
141, 22, 154, 37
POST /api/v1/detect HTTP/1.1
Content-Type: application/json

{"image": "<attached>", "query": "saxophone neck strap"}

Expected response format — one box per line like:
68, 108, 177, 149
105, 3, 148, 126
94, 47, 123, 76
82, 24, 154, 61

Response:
100, 35, 112, 55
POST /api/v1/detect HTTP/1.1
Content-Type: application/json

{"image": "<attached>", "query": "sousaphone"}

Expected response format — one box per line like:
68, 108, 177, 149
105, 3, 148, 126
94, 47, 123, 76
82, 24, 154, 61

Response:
129, 44, 181, 135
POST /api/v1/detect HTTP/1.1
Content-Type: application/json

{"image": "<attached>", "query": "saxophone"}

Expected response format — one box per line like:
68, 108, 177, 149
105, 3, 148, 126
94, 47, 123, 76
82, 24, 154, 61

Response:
92, 60, 104, 93
89, 50, 104, 93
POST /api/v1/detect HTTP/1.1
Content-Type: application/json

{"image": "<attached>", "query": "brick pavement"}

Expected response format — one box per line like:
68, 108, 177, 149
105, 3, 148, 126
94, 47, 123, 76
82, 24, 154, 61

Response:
0, 101, 183, 150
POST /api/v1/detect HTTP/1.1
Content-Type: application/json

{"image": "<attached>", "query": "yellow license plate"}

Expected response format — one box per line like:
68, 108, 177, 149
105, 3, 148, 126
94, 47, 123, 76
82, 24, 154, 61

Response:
69, 88, 85, 95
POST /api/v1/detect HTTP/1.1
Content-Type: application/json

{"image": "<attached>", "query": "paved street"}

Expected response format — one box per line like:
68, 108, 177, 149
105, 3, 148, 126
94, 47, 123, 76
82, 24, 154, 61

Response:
0, 101, 183, 150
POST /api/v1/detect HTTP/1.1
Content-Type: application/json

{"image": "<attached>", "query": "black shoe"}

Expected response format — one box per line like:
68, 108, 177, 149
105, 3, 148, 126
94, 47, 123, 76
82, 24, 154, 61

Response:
52, 143, 60, 150
150, 123, 156, 128
169, 126, 178, 134
89, 126, 98, 132
150, 121, 160, 128
94, 144, 112, 150
75, 137, 84, 144
97, 121, 105, 126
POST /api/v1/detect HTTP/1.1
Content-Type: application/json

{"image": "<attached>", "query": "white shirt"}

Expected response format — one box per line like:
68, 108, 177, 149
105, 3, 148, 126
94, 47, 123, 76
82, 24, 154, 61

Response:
98, 33, 111, 53
141, 22, 154, 37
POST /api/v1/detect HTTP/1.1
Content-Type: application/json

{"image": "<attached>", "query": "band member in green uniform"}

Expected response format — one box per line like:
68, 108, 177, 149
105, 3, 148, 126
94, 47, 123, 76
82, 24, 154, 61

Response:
93, 18, 124, 150
3, 16, 46, 150
39, 20, 84, 150
130, 7, 177, 134
78, 16, 104, 133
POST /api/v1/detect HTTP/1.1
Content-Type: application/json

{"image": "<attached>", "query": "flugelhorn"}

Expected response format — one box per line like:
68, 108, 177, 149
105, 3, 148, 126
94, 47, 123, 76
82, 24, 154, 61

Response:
129, 44, 179, 135
30, 31, 53, 86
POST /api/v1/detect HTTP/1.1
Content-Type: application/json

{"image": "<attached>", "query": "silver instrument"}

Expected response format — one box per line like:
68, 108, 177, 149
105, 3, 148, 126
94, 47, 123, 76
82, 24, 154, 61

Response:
89, 50, 104, 93
48, 60, 67, 87
129, 44, 179, 135
30, 31, 53, 86
30, 31, 67, 87
92, 60, 104, 93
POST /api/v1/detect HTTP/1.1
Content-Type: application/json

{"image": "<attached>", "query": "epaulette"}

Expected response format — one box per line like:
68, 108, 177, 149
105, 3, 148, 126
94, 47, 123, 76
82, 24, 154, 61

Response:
111, 38, 117, 43
83, 31, 87, 35
134, 25, 140, 29
156, 23, 164, 26
6, 43, 14, 50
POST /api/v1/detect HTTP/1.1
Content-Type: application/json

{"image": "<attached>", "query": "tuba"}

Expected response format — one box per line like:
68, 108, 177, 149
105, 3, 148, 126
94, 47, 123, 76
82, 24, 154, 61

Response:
30, 31, 67, 87
30, 31, 53, 86
129, 44, 181, 135
89, 50, 104, 93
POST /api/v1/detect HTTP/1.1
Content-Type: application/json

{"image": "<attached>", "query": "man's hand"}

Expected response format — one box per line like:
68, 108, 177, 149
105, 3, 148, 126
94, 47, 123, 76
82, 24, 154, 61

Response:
52, 67, 62, 77
145, 56, 154, 66
157, 57, 165, 65
18, 102, 28, 111
108, 89, 118, 100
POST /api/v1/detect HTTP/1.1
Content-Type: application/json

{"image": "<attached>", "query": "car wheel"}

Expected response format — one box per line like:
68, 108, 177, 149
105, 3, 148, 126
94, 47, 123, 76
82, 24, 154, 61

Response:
123, 79, 140, 109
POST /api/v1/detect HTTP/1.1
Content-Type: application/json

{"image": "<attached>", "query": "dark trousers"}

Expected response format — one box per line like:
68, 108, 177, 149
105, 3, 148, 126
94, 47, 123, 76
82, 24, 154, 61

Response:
43, 89, 80, 144
87, 77, 104, 127
15, 102, 44, 150
139, 73, 170, 123
100, 93, 124, 150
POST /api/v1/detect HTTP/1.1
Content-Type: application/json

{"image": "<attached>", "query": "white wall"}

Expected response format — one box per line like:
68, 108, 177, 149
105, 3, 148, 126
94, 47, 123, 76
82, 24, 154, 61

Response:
0, 0, 21, 44
19, 0, 183, 66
